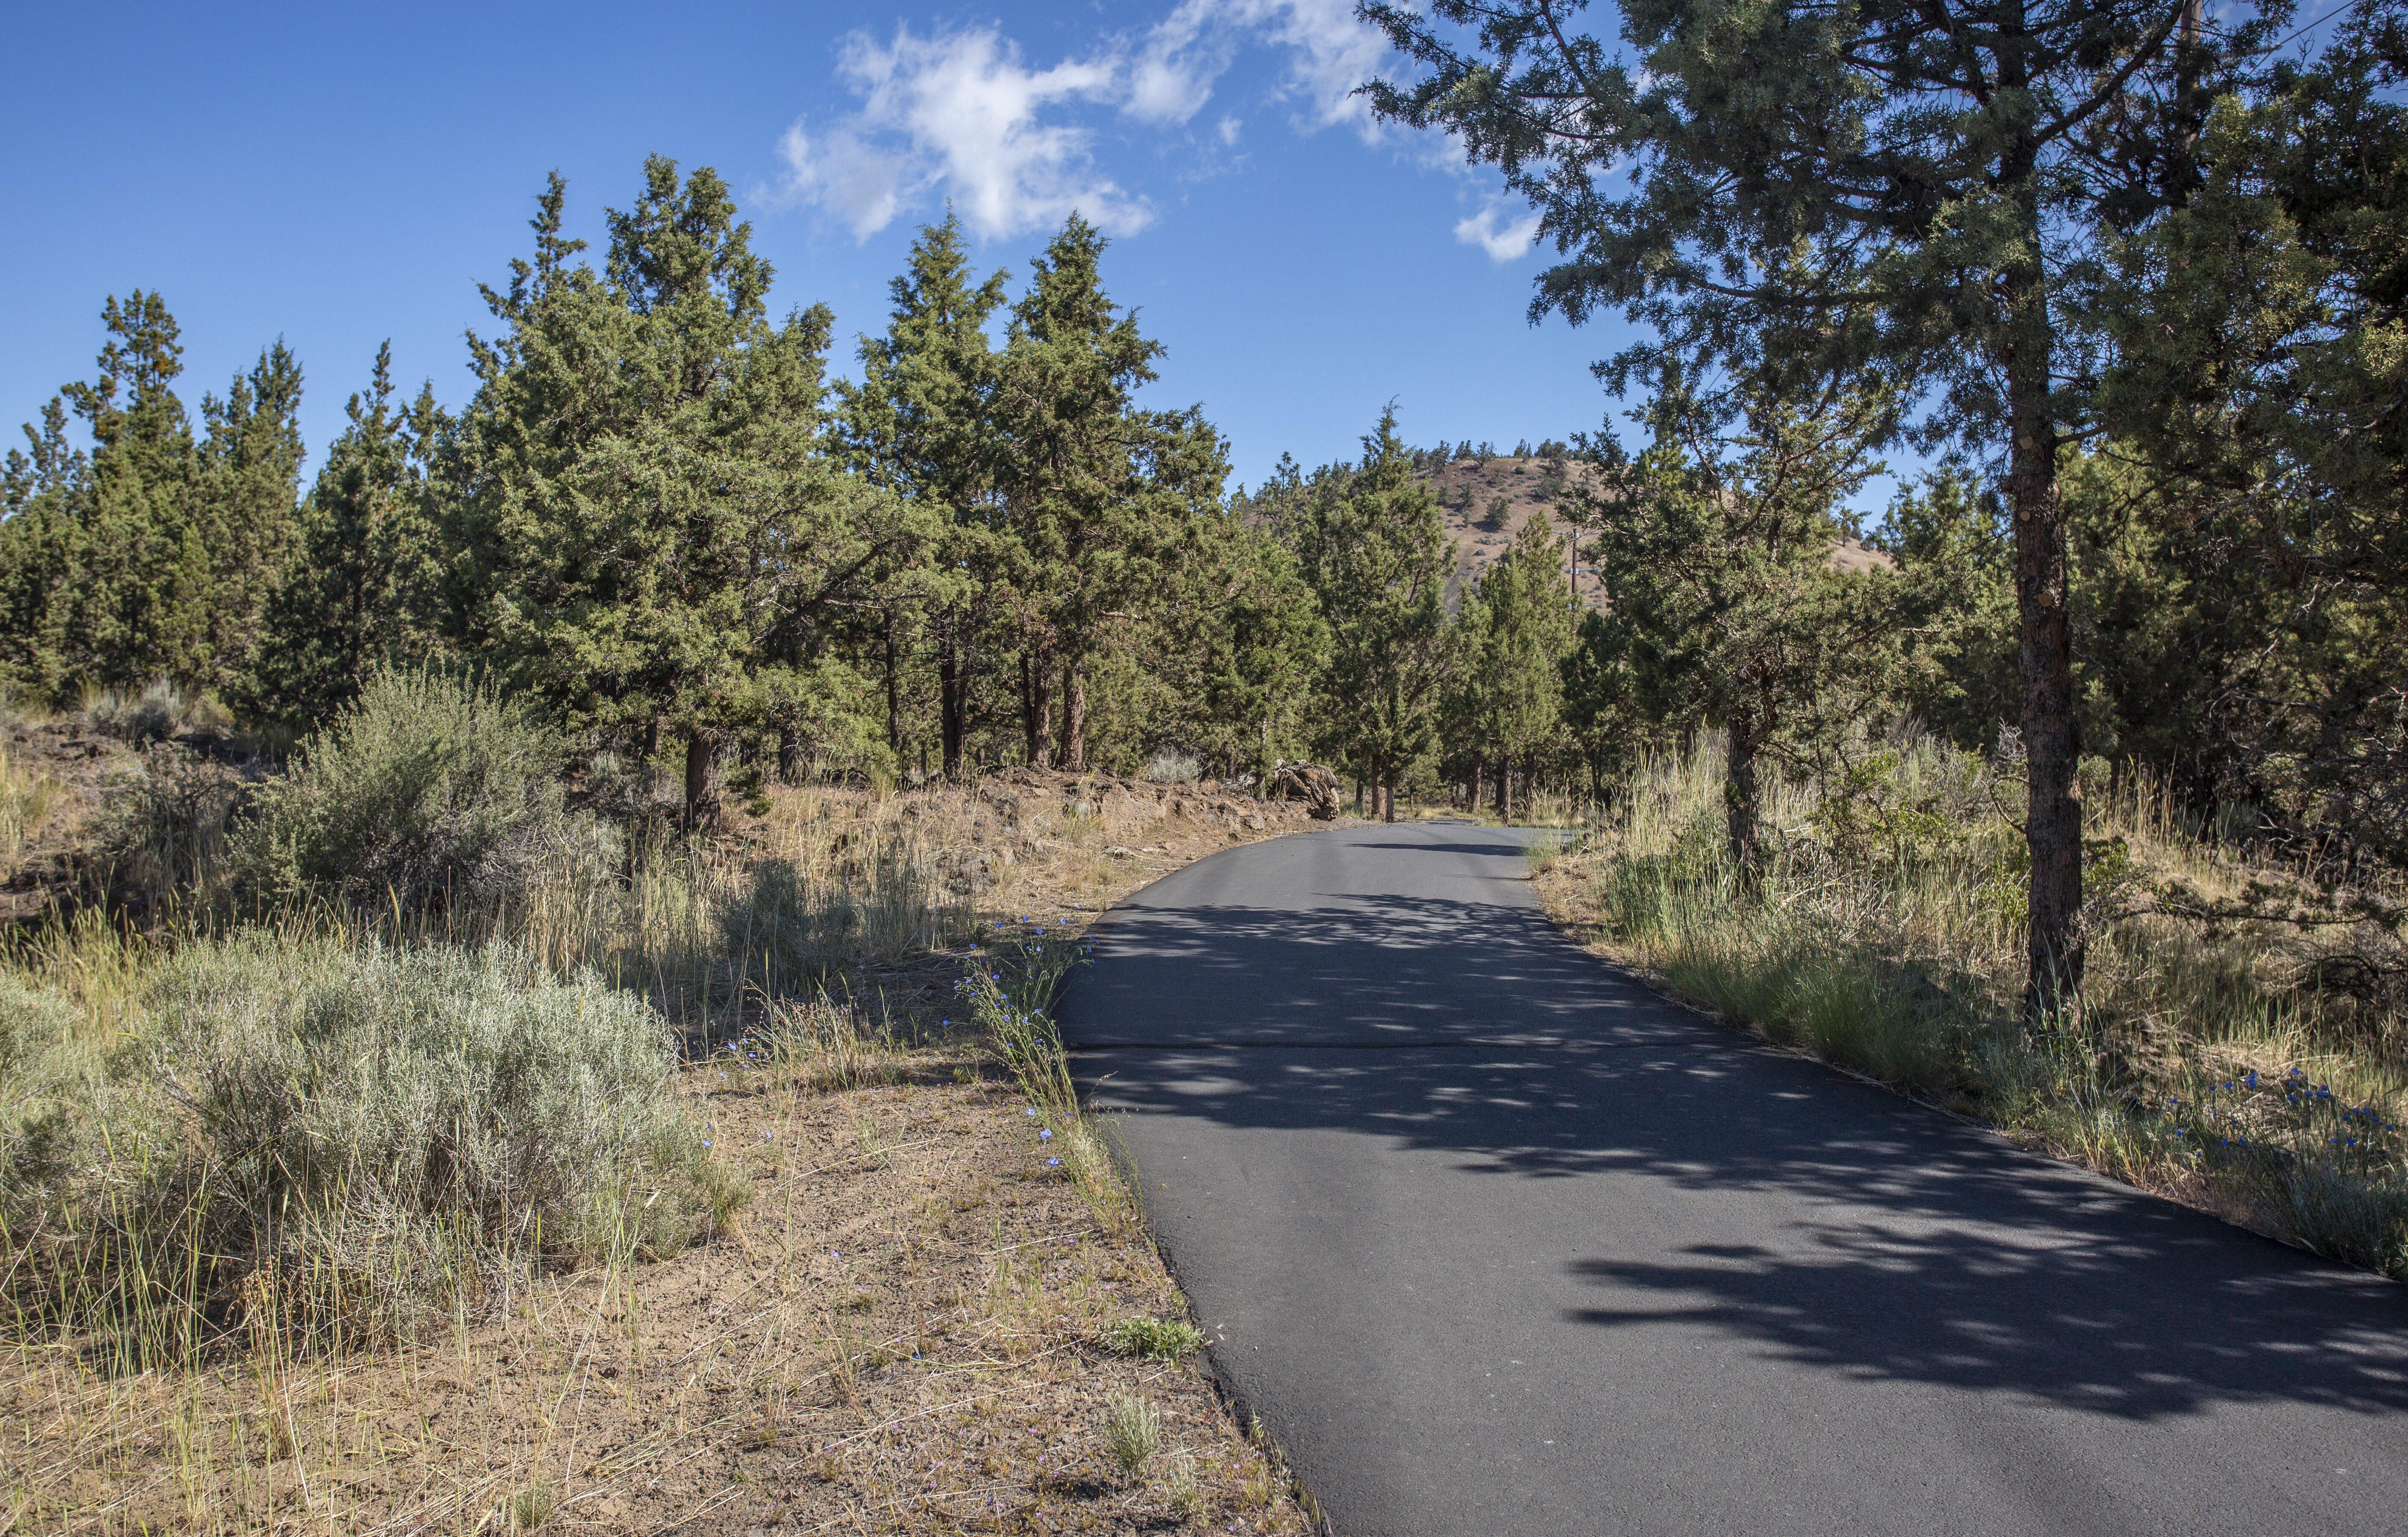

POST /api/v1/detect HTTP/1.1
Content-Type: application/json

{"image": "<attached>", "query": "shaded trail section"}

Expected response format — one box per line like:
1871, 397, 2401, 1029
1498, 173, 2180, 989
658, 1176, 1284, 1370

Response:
1056, 821, 2408, 1537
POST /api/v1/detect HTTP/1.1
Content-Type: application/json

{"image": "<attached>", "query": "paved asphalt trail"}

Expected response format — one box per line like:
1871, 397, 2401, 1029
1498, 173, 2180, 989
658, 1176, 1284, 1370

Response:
1054, 821, 2408, 1537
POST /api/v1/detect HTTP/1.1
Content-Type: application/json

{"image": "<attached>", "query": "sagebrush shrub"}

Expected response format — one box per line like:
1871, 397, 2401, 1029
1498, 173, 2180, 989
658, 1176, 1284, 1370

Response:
230, 668, 609, 914
0, 936, 735, 1353
1140, 748, 1200, 784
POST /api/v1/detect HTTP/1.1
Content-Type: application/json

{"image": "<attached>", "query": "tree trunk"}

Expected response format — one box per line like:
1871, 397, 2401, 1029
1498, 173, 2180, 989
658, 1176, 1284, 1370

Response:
683, 730, 717, 827
1382, 773, 1396, 823
1470, 758, 1484, 813
1060, 661, 1086, 773
938, 633, 966, 779
777, 725, 802, 785
1024, 653, 1054, 769
1495, 752, 1511, 821
883, 616, 902, 755
1725, 712, 1761, 883
2003, 226, 2085, 1024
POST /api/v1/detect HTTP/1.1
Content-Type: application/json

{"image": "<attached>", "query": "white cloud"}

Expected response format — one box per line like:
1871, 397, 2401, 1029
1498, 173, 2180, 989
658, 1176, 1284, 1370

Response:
780, 25, 1150, 241
776, 124, 906, 240
1236, 0, 1392, 135
1455, 198, 1541, 262
1139, 0, 1390, 136
775, 3, 1402, 241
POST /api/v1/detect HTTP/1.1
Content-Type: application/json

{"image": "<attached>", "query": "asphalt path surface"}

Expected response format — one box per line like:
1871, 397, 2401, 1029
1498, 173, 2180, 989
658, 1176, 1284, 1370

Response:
1056, 820, 2408, 1537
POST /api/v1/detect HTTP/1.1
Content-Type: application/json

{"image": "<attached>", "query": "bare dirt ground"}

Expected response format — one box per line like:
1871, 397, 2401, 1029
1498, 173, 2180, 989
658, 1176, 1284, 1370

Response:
3, 776, 1345, 1536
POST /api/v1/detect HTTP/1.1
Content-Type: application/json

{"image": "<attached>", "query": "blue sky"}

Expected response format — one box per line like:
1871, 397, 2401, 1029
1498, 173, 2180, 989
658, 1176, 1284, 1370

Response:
2, 0, 1644, 494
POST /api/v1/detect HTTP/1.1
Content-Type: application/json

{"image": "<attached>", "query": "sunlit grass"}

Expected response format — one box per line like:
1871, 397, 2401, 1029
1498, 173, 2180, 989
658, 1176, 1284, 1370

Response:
1552, 733, 2408, 1278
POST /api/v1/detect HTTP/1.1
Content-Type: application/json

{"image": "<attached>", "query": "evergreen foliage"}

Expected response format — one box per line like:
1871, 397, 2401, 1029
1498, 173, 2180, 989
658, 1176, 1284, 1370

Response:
445, 161, 916, 821
1361, 0, 2294, 1014
245, 344, 444, 726
1294, 410, 1452, 820
1584, 374, 1917, 874
1, 85, 2403, 914
0, 293, 304, 700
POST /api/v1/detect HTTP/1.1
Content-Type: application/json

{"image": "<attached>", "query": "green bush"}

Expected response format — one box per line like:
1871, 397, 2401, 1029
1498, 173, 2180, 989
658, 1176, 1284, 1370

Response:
230, 669, 608, 914
0, 936, 735, 1356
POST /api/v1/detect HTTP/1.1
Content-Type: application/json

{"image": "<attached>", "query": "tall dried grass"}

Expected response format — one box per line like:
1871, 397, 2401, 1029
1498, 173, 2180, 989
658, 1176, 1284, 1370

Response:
0, 739, 60, 876
1566, 732, 2408, 1278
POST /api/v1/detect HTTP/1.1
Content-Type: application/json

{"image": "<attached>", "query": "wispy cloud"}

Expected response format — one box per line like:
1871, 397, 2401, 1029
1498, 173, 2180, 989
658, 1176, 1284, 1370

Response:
779, 26, 1148, 241
776, 2, 1398, 242
1455, 198, 1541, 262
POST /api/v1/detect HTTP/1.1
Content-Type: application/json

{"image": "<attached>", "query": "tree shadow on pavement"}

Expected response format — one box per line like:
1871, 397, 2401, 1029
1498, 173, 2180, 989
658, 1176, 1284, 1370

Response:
1064, 891, 2408, 1425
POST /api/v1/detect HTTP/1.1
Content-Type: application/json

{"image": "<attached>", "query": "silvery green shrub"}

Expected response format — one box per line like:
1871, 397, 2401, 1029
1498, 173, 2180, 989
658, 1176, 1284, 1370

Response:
230, 668, 612, 915
1, 936, 734, 1352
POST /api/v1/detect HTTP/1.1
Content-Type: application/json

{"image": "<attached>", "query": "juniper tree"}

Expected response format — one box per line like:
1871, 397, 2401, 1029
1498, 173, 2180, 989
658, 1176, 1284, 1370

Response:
1581, 372, 1908, 877
842, 211, 1010, 779
1560, 607, 1638, 804
1473, 511, 1576, 819
447, 162, 914, 821
245, 343, 445, 727
1362, 0, 2285, 1014
1299, 409, 1453, 820
1201, 522, 1327, 783
0, 293, 303, 701
2095, 0, 2408, 863
991, 216, 1229, 772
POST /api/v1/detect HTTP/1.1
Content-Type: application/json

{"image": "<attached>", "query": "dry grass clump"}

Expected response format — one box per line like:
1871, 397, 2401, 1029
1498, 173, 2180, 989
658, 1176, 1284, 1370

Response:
83, 679, 229, 747
1542, 732, 2408, 1278
0, 740, 60, 877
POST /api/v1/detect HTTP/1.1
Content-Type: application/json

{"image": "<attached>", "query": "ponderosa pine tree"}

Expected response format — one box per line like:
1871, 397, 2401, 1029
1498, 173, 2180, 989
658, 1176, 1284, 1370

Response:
1299, 409, 1452, 821
1362, 0, 2286, 1014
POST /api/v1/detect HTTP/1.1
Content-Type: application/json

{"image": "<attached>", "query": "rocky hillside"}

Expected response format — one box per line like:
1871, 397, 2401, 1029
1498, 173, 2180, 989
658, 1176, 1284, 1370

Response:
1413, 455, 1890, 611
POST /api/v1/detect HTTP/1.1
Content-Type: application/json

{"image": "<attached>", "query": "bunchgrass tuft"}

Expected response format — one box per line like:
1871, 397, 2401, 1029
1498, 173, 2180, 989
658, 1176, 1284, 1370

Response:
959, 932, 1138, 1232
1102, 1317, 1207, 1360
1102, 1392, 1161, 1476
